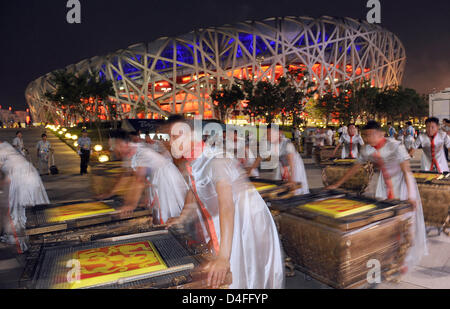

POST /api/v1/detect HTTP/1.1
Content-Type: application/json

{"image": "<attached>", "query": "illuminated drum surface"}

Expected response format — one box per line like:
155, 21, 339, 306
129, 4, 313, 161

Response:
33, 231, 200, 289
46, 202, 115, 223
413, 173, 442, 182
252, 182, 278, 191
334, 159, 356, 164
56, 241, 167, 289
300, 198, 376, 218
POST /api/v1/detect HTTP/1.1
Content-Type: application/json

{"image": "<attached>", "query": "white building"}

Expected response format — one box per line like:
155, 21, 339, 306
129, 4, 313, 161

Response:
429, 88, 450, 121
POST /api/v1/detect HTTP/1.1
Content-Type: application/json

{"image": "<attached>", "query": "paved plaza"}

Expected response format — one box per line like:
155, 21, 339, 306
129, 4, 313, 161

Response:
0, 128, 448, 289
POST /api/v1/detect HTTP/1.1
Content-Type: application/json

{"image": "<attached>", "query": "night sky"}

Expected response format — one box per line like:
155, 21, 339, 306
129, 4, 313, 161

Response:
1, 0, 449, 110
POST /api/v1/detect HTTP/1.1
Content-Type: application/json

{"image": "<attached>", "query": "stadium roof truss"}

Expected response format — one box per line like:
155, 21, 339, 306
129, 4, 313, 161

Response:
25, 16, 406, 122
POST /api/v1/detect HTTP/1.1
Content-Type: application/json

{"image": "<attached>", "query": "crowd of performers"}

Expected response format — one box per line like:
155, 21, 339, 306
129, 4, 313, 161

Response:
0, 116, 449, 288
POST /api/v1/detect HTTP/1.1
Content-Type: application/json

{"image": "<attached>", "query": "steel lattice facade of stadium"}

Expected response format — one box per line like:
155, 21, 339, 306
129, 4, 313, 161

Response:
25, 16, 406, 122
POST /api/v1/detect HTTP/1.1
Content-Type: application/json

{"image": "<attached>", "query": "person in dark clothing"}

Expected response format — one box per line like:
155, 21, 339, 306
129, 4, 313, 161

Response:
77, 130, 92, 175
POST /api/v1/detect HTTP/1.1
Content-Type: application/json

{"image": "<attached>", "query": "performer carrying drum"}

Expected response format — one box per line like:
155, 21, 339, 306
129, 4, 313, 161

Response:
327, 121, 428, 271
410, 117, 450, 173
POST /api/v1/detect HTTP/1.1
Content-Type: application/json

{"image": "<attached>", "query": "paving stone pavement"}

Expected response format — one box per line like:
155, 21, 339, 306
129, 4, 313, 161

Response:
0, 128, 448, 289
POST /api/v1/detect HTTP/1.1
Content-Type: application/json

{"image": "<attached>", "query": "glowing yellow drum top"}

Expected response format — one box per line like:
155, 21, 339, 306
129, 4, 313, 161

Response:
413, 173, 441, 182
57, 241, 167, 289
252, 182, 277, 192
46, 202, 115, 223
299, 198, 376, 218
334, 159, 357, 164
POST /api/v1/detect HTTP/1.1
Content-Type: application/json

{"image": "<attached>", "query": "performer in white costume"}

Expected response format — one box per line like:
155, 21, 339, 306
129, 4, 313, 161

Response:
0, 141, 49, 253
12, 131, 27, 156
411, 118, 450, 173
109, 130, 188, 225
404, 122, 416, 151
36, 133, 52, 175
327, 121, 427, 271
144, 131, 173, 162
332, 124, 364, 159
226, 131, 260, 178
167, 120, 284, 289
258, 125, 309, 195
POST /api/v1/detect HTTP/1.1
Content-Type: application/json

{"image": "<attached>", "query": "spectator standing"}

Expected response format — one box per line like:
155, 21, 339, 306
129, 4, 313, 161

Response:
77, 130, 92, 175
36, 134, 52, 175
12, 131, 27, 156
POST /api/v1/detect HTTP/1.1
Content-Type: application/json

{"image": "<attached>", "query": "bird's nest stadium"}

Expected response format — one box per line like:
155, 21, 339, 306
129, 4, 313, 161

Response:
25, 16, 406, 123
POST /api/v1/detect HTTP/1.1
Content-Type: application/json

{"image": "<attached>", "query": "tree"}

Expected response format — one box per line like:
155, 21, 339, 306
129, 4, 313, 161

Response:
45, 70, 114, 126
278, 67, 316, 126
240, 66, 315, 125
210, 83, 245, 122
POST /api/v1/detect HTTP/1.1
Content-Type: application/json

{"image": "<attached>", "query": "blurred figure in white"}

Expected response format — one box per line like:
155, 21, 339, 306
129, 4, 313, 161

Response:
327, 121, 427, 271
387, 123, 397, 139
144, 130, 173, 162
313, 128, 327, 149
404, 121, 416, 152
326, 127, 334, 146
36, 133, 52, 175
108, 130, 187, 225
411, 117, 450, 173
12, 131, 27, 156
0, 140, 49, 253
259, 125, 309, 195
337, 124, 348, 138
333, 124, 364, 159
167, 119, 284, 289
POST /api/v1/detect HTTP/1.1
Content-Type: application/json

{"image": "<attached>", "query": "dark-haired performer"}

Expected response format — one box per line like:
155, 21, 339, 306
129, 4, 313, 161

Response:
167, 120, 284, 289
411, 118, 450, 173
332, 124, 364, 159
107, 130, 188, 225
327, 121, 427, 270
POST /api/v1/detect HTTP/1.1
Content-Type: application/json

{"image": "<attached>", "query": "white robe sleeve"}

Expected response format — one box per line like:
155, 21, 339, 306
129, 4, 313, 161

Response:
445, 134, 450, 148
210, 158, 234, 185
358, 136, 365, 145
396, 144, 411, 163
356, 146, 369, 165
413, 136, 422, 149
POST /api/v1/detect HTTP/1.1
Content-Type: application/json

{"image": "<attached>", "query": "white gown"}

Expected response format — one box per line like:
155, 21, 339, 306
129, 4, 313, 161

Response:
265, 137, 310, 195
187, 146, 284, 289
145, 140, 173, 162
339, 134, 364, 159
130, 143, 188, 225
413, 132, 450, 173
0, 142, 49, 252
357, 139, 428, 269
404, 126, 416, 150
12, 137, 26, 156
